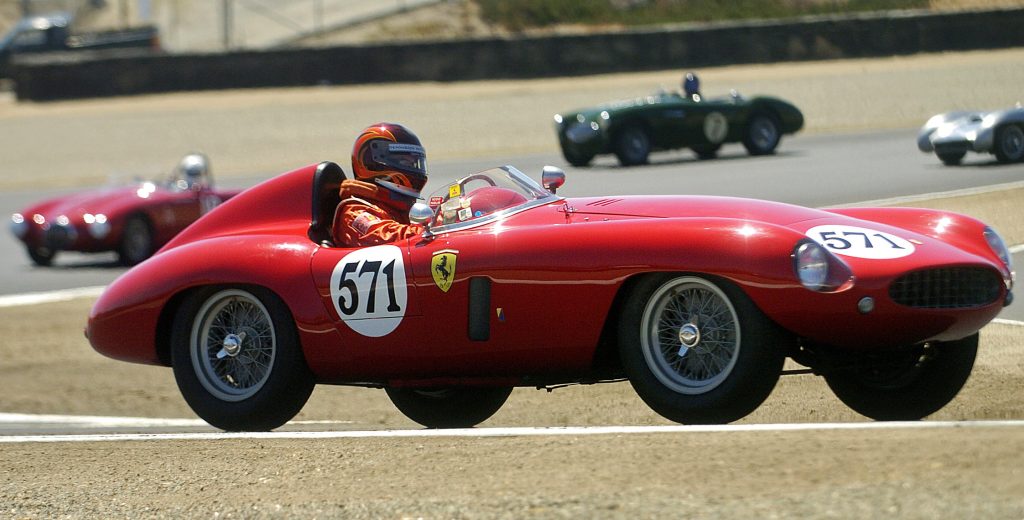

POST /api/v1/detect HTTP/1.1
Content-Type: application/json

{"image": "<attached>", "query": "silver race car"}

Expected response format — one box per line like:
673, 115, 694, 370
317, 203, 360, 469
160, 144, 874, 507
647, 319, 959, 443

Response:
917, 105, 1024, 165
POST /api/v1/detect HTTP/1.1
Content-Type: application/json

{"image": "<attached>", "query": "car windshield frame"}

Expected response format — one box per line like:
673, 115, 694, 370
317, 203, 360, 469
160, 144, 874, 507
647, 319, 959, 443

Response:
425, 165, 561, 234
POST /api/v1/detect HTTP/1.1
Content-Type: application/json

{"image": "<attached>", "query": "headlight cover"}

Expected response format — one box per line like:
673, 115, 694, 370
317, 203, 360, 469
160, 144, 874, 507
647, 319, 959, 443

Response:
85, 213, 111, 239
793, 240, 853, 292
10, 213, 28, 238
984, 226, 1014, 288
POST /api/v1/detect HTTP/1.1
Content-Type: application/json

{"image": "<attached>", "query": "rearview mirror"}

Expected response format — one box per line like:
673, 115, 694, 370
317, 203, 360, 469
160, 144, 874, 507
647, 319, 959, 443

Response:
542, 165, 565, 194
409, 202, 435, 240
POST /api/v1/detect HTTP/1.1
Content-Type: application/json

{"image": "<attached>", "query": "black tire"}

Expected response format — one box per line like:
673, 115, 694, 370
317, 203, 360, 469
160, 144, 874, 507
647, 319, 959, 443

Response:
618, 274, 786, 424
742, 113, 782, 155
824, 334, 977, 421
385, 386, 513, 428
937, 151, 966, 166
171, 286, 314, 431
691, 144, 721, 160
119, 215, 154, 266
994, 124, 1024, 163
562, 148, 595, 167
27, 245, 55, 266
614, 124, 651, 166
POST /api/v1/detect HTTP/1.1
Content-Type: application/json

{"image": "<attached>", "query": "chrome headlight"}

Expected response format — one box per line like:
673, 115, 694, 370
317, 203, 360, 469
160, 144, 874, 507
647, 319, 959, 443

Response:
984, 226, 1014, 288
793, 240, 853, 292
10, 213, 28, 238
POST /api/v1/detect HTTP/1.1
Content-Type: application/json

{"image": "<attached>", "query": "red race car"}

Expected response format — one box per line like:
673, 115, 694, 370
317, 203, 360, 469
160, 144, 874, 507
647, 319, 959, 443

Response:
87, 162, 1014, 430
9, 153, 242, 266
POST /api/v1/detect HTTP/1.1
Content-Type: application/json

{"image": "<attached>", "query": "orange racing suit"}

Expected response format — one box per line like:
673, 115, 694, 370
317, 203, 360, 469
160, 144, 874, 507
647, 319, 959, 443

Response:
331, 179, 423, 247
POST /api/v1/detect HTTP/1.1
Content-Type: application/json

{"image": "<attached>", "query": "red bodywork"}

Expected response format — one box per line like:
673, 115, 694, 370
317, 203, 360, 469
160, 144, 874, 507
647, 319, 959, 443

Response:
11, 179, 242, 260
87, 163, 1013, 387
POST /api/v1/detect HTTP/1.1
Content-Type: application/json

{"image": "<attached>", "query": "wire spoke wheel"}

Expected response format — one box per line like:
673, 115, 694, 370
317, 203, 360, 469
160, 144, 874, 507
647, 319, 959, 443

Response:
643, 279, 740, 394
172, 286, 313, 431
619, 275, 785, 424
191, 289, 277, 401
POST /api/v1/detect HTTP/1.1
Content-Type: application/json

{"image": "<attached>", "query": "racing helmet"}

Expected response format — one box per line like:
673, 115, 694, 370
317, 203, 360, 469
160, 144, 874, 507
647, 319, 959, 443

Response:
351, 123, 428, 201
683, 72, 701, 98
177, 152, 209, 189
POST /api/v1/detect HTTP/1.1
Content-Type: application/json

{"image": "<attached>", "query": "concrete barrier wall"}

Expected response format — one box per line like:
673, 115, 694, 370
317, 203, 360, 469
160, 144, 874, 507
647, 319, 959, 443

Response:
11, 8, 1024, 101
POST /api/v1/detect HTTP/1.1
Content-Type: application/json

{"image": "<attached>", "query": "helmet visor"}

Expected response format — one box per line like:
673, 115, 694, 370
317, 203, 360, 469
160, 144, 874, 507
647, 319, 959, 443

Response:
370, 141, 427, 178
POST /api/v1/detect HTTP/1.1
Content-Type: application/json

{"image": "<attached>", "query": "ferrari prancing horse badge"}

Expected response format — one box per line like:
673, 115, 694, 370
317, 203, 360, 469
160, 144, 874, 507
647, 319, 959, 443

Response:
431, 250, 458, 293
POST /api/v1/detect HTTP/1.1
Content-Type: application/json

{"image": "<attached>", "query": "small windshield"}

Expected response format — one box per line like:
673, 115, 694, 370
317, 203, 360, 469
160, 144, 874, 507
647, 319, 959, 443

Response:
426, 166, 558, 229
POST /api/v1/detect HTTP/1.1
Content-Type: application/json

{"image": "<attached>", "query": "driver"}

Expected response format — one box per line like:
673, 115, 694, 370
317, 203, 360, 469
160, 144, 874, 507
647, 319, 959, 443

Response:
177, 152, 209, 190
682, 71, 701, 101
332, 123, 428, 247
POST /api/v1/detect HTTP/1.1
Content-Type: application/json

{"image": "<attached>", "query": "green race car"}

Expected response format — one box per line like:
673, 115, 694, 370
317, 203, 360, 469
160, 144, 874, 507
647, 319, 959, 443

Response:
554, 88, 804, 167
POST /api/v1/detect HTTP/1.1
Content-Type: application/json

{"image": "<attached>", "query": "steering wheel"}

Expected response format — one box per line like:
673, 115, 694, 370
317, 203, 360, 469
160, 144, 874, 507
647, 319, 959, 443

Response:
458, 174, 498, 192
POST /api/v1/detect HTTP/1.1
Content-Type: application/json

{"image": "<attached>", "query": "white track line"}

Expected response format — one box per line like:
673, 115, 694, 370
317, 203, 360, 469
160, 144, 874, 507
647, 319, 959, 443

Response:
1, 420, 1023, 444
0, 286, 105, 308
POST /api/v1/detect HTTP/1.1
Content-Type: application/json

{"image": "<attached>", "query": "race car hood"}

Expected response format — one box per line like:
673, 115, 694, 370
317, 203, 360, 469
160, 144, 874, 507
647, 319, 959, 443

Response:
563, 195, 1009, 278
567, 195, 827, 225
18, 184, 154, 218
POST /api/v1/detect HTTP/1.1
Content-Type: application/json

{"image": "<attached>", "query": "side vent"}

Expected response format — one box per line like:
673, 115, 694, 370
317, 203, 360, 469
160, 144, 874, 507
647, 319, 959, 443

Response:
587, 198, 624, 207
468, 277, 491, 341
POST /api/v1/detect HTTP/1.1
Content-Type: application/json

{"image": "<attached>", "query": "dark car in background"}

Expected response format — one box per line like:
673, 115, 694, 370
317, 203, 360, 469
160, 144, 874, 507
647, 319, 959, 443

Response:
0, 11, 159, 77
555, 88, 804, 167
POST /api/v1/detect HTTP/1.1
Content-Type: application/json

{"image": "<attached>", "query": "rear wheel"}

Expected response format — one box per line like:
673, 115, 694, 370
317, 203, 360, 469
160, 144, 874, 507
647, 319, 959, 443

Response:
27, 245, 56, 266
937, 150, 966, 166
743, 113, 781, 155
614, 125, 651, 166
618, 274, 785, 424
824, 334, 977, 421
119, 215, 154, 266
994, 124, 1024, 163
171, 286, 314, 431
385, 386, 513, 428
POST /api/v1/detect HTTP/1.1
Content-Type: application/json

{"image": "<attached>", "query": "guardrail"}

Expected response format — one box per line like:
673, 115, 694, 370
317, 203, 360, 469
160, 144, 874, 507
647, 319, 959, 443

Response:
10, 7, 1024, 101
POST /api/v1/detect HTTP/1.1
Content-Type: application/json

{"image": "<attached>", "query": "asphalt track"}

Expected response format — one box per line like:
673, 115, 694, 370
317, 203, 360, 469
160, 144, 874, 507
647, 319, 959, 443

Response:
3, 127, 1021, 317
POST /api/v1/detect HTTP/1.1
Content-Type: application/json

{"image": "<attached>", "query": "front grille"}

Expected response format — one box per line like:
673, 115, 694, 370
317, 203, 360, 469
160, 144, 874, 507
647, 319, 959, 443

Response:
889, 267, 1002, 309
44, 224, 78, 249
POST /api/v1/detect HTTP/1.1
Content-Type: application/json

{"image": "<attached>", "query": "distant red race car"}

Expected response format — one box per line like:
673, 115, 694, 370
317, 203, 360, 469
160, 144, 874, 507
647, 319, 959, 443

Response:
9, 154, 242, 266
87, 162, 1014, 430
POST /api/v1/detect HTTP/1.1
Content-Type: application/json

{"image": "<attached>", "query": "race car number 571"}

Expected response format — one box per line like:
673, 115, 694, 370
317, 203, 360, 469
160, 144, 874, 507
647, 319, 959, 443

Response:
806, 224, 915, 259
330, 245, 408, 337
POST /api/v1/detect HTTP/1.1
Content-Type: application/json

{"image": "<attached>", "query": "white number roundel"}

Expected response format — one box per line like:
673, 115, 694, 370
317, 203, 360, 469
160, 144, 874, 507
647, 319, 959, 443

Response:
807, 225, 915, 259
330, 245, 408, 337
703, 112, 729, 144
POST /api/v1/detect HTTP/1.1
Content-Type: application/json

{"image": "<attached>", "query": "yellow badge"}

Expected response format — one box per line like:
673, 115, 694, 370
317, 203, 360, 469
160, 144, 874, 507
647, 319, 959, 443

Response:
448, 184, 462, 199
431, 250, 457, 293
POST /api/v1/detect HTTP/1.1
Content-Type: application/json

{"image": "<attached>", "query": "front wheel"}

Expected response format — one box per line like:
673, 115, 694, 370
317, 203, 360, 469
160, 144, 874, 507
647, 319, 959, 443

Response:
614, 125, 651, 166
171, 286, 314, 431
824, 334, 977, 421
562, 148, 595, 167
385, 386, 513, 428
618, 275, 785, 424
27, 245, 56, 266
994, 124, 1024, 163
937, 150, 966, 166
119, 215, 154, 266
743, 113, 781, 155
